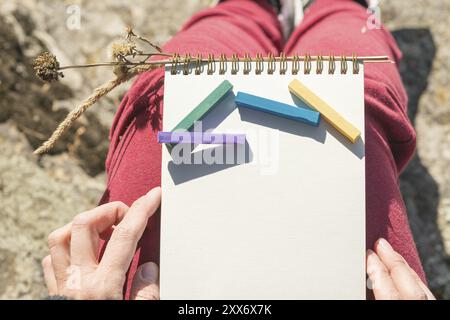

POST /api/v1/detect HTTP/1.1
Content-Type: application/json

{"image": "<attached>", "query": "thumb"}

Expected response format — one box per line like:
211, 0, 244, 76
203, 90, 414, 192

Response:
130, 262, 160, 300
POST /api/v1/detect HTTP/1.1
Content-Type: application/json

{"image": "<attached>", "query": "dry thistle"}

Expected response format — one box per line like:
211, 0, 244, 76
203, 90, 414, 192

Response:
125, 25, 137, 39
112, 42, 137, 60
125, 25, 162, 53
111, 42, 137, 77
112, 64, 129, 78
33, 52, 64, 82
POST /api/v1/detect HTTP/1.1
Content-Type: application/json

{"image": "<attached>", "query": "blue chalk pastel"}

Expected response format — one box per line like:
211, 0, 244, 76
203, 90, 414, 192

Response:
235, 91, 320, 126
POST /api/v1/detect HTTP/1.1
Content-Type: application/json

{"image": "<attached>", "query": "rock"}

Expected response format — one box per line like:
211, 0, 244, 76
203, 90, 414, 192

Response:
0, 122, 105, 299
0, 13, 110, 176
0, 0, 449, 299
0, 0, 208, 299
383, 0, 450, 298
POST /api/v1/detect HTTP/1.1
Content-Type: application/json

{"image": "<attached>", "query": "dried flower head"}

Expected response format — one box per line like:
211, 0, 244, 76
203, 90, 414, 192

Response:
125, 26, 136, 39
32, 27, 168, 155
111, 42, 137, 61
113, 64, 129, 77
33, 52, 64, 82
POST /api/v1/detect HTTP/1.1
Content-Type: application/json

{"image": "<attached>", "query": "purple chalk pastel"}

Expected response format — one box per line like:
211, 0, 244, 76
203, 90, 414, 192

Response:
158, 132, 246, 145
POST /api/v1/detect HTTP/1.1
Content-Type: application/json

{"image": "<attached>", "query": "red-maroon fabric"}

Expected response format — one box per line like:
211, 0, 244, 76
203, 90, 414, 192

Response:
98, 0, 425, 299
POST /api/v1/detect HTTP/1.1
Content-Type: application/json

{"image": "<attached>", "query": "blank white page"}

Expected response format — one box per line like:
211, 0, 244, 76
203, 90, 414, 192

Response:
160, 61, 366, 300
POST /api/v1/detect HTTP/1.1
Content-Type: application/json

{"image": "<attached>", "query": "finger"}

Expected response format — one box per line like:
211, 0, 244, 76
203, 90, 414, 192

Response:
416, 278, 436, 300
405, 263, 436, 300
42, 255, 58, 296
70, 201, 129, 268
130, 262, 160, 300
47, 223, 72, 288
375, 238, 428, 300
99, 187, 161, 275
366, 249, 400, 300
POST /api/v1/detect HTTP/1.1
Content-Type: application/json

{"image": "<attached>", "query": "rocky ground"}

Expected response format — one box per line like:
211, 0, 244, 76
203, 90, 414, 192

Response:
0, 0, 449, 299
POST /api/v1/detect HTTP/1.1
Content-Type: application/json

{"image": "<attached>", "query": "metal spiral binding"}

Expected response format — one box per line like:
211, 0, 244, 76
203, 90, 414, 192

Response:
267, 53, 276, 75
303, 54, 311, 74
292, 54, 300, 75
173, 53, 363, 75
316, 55, 323, 74
352, 53, 359, 74
279, 52, 288, 75
243, 53, 251, 75
231, 54, 239, 74
207, 54, 215, 75
182, 54, 191, 75
329, 55, 336, 74
340, 55, 348, 74
170, 53, 180, 75
219, 54, 227, 74
255, 53, 264, 74
195, 54, 202, 75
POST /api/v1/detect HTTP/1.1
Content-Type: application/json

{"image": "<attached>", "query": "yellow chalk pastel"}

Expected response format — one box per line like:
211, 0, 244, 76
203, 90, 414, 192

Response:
288, 79, 361, 143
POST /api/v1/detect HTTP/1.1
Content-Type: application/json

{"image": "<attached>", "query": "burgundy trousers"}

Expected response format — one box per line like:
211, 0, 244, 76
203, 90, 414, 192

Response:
99, 0, 424, 298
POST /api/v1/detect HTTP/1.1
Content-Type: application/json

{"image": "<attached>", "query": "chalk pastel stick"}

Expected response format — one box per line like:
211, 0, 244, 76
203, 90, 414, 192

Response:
235, 91, 320, 127
158, 132, 246, 145
171, 80, 233, 132
166, 80, 233, 152
288, 79, 361, 143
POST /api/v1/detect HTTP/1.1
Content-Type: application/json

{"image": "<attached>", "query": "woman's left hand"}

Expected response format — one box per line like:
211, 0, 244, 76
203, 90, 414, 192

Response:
367, 238, 435, 300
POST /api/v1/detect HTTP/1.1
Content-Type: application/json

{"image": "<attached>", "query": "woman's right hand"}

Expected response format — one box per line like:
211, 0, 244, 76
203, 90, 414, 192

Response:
367, 238, 435, 300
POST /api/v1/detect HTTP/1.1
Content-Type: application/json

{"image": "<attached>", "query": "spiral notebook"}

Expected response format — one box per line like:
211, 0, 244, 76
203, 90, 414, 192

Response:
160, 56, 366, 300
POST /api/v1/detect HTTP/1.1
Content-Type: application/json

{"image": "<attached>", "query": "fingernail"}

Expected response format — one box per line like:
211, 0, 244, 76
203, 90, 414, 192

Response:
377, 238, 392, 252
146, 186, 161, 197
139, 263, 159, 283
365, 250, 379, 288
366, 250, 376, 270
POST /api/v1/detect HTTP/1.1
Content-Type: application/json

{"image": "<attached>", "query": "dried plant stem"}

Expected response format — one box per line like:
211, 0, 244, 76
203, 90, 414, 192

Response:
34, 72, 134, 155
32, 46, 394, 155
34, 64, 159, 155
58, 53, 173, 71
135, 35, 163, 53
56, 55, 394, 73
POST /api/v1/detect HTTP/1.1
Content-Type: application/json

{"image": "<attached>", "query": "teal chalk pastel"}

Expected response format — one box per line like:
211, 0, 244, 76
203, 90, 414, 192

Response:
166, 80, 233, 153
171, 80, 233, 132
235, 91, 320, 127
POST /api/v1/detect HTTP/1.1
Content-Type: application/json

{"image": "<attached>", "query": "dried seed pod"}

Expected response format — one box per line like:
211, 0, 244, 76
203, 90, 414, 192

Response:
113, 63, 129, 77
33, 52, 64, 82
111, 42, 137, 60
